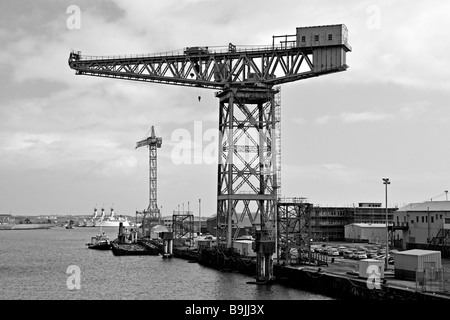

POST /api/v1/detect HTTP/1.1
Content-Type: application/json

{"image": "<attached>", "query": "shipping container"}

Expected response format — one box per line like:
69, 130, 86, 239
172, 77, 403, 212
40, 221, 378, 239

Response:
394, 249, 441, 281
358, 259, 385, 279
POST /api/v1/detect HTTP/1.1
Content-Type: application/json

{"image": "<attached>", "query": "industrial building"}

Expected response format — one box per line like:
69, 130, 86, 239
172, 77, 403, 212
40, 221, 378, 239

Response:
0, 214, 15, 226
161, 216, 208, 235
310, 203, 397, 241
202, 202, 398, 243
344, 223, 390, 243
206, 215, 253, 238
394, 201, 450, 256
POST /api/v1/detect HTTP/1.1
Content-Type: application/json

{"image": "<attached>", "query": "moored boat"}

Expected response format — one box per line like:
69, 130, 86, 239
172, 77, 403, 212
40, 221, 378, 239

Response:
86, 230, 111, 250
65, 220, 75, 229
111, 222, 159, 256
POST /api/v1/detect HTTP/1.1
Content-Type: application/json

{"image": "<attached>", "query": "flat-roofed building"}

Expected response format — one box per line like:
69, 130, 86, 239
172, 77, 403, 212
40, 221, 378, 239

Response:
310, 203, 397, 241
395, 201, 450, 256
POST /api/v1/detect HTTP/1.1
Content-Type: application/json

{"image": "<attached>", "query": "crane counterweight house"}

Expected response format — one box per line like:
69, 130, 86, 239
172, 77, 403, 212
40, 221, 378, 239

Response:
68, 24, 351, 283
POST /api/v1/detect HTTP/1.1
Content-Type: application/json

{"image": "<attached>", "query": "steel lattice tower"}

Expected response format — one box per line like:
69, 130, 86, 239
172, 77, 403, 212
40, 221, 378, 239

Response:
216, 88, 279, 245
136, 126, 162, 236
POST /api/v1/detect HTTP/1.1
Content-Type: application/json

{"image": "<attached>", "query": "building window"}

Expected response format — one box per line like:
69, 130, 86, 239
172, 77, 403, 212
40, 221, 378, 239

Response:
416, 216, 419, 223
422, 216, 424, 223
441, 214, 443, 220
314, 34, 319, 41
328, 34, 333, 41
431, 216, 434, 223
411, 220, 414, 224
301, 35, 306, 42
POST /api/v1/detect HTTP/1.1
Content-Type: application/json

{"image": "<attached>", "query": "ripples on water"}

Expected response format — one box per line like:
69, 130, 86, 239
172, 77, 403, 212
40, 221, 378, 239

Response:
0, 227, 332, 300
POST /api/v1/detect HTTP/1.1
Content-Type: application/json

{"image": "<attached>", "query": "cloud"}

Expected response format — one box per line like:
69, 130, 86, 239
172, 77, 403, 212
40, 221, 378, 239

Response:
314, 111, 393, 125
342, 1, 450, 91
292, 117, 306, 125
398, 101, 430, 121
92, 154, 138, 178
340, 111, 393, 124
315, 115, 333, 125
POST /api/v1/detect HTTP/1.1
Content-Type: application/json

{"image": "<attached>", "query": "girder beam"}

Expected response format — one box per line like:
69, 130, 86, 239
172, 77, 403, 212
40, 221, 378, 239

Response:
69, 44, 349, 90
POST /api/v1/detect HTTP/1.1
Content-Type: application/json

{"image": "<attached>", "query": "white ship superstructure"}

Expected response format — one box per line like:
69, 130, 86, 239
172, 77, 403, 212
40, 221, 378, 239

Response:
96, 208, 130, 227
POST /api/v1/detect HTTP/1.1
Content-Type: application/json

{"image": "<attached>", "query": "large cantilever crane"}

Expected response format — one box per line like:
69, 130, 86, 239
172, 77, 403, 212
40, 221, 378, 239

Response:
68, 24, 351, 283
136, 125, 162, 237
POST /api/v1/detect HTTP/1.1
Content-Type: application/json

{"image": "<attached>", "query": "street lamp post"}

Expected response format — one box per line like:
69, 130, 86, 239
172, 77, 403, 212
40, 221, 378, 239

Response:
382, 178, 390, 271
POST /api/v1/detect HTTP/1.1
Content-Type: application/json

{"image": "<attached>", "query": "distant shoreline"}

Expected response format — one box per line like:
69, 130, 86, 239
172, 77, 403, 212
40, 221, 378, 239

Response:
0, 224, 55, 230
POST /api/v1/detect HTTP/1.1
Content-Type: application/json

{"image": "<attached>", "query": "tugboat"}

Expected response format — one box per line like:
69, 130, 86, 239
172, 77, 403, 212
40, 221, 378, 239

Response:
86, 228, 111, 250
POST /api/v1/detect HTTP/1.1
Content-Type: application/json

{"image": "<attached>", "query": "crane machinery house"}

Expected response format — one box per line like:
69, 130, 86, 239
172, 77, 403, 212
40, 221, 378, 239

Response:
296, 24, 351, 72
184, 47, 210, 55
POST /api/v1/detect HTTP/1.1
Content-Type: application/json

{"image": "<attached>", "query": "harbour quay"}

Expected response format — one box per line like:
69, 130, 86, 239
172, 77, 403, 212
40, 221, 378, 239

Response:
168, 242, 450, 301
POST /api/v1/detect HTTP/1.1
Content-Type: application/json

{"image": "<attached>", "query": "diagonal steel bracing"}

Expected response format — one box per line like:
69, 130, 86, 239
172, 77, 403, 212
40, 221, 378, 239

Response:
277, 198, 312, 264
216, 88, 279, 249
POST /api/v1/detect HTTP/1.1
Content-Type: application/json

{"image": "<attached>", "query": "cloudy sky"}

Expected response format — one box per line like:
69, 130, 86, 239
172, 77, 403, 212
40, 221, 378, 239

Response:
1, 0, 450, 217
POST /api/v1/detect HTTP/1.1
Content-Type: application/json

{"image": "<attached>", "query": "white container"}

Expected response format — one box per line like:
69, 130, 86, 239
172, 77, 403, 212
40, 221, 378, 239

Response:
358, 259, 385, 279
394, 249, 442, 271
394, 249, 441, 280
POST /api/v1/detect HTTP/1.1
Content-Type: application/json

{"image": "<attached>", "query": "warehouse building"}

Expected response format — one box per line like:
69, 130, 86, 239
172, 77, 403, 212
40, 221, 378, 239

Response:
344, 223, 390, 243
394, 201, 450, 256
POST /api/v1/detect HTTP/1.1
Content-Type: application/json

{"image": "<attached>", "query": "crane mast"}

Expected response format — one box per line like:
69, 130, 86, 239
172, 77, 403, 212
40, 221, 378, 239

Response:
69, 24, 351, 283
136, 126, 162, 237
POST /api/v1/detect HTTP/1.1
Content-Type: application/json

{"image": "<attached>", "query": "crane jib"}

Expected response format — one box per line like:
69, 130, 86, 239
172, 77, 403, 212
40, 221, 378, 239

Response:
69, 31, 350, 90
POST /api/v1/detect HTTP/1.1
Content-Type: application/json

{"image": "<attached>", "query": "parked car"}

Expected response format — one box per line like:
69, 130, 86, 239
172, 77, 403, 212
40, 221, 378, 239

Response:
343, 250, 354, 259
353, 251, 368, 260
328, 249, 340, 256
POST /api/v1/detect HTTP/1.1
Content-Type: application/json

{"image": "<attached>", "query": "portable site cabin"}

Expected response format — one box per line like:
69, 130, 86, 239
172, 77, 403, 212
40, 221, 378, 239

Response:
394, 249, 442, 281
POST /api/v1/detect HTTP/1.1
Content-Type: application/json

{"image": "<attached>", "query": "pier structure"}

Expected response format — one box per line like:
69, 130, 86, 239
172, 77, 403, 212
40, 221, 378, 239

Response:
172, 210, 195, 247
161, 231, 174, 258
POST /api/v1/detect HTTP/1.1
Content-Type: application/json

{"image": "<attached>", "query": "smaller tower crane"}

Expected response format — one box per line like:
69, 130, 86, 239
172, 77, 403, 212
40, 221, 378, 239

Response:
136, 126, 162, 237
